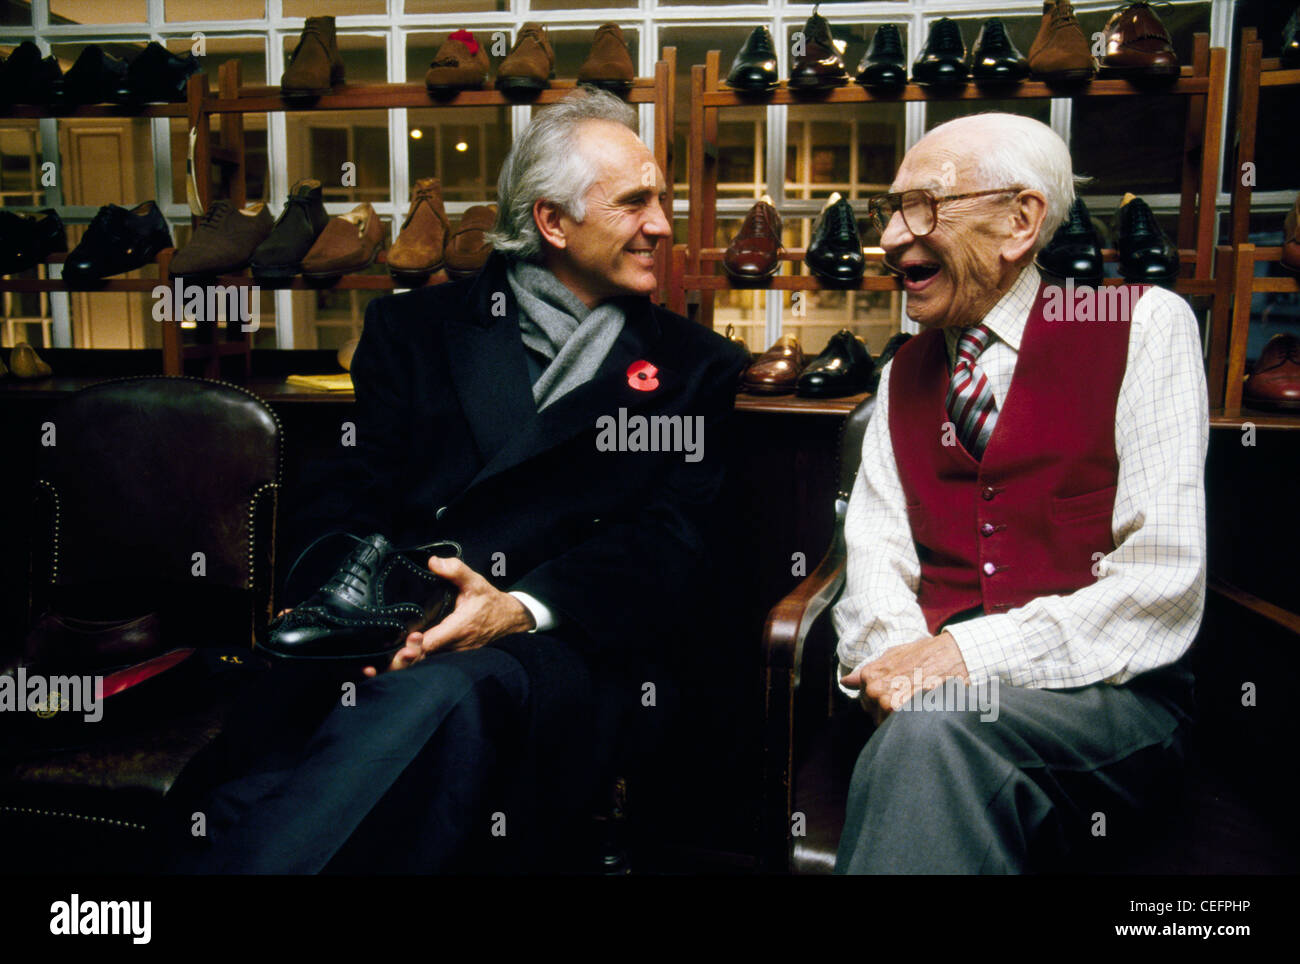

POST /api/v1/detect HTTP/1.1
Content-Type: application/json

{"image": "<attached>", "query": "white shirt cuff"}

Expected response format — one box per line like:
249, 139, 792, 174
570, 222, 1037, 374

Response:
836, 658, 869, 699
509, 591, 556, 634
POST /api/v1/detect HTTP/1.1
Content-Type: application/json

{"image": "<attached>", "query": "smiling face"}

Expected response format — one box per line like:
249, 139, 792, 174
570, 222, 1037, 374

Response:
535, 120, 671, 308
881, 129, 1030, 329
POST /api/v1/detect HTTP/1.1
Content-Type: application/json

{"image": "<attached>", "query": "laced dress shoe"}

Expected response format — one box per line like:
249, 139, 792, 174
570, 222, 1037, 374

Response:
913, 18, 969, 89
741, 334, 805, 395
856, 24, 907, 94
806, 192, 865, 287
0, 209, 66, 275
388, 178, 451, 286
61, 44, 128, 106
1036, 198, 1103, 283
727, 26, 779, 93
170, 200, 273, 278
260, 533, 459, 666
969, 18, 1030, 87
0, 41, 63, 105
62, 201, 172, 286
724, 195, 782, 285
796, 329, 875, 398
1116, 193, 1179, 287
789, 6, 849, 92
1245, 334, 1300, 411
1100, 2, 1179, 82
281, 16, 344, 99
118, 41, 199, 103
578, 23, 636, 94
425, 29, 489, 97
250, 179, 330, 282
1028, 0, 1096, 84
496, 23, 555, 97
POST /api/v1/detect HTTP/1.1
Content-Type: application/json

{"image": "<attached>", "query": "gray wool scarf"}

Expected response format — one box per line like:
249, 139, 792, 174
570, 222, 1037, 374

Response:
506, 258, 626, 411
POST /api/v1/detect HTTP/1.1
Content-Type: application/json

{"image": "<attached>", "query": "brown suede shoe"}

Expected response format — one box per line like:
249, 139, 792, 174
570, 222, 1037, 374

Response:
496, 23, 554, 96
426, 29, 490, 97
578, 23, 636, 94
170, 200, 274, 277
9, 342, 52, 379
301, 202, 386, 282
388, 178, 451, 286
282, 16, 344, 98
1028, 0, 1096, 84
444, 204, 497, 279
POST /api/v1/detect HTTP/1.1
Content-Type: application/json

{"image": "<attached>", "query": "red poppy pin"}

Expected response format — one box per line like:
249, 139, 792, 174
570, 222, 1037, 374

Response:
627, 360, 659, 392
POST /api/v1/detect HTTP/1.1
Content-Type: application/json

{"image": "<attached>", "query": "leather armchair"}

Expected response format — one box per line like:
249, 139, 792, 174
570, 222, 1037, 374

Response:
760, 395, 874, 874
1, 376, 281, 872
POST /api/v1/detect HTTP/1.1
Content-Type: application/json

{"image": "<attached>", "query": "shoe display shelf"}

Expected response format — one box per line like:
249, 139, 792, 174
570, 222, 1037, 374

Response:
1210, 27, 1300, 425
0, 52, 679, 378
675, 37, 1227, 414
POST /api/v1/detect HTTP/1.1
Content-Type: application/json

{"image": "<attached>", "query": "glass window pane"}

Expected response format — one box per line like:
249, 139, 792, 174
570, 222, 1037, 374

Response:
283, 0, 385, 17
166, 0, 264, 19
0, 124, 44, 207
189, 35, 267, 90
405, 0, 505, 11
407, 107, 508, 204
786, 104, 905, 202
50, 0, 147, 24
1, 1, 32, 26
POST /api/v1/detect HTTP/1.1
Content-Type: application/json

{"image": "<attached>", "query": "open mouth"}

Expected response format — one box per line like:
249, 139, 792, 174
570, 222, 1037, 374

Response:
897, 261, 941, 291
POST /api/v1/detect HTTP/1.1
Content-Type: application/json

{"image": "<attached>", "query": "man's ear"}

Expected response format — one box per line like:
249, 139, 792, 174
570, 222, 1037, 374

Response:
1002, 189, 1048, 265
533, 199, 567, 251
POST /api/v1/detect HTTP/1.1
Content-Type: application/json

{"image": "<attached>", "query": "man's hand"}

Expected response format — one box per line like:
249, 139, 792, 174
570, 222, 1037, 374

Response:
362, 556, 536, 677
839, 631, 969, 724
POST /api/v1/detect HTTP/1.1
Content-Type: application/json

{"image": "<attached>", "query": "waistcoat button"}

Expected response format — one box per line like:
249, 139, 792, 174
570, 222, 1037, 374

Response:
981, 486, 996, 501
980, 523, 995, 536
982, 561, 996, 576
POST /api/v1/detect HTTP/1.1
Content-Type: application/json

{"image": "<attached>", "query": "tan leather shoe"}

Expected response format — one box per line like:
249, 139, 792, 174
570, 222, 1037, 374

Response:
578, 23, 636, 94
301, 203, 386, 282
10, 342, 52, 379
1028, 1, 1096, 84
496, 23, 554, 96
741, 334, 804, 395
388, 178, 452, 286
426, 29, 490, 96
444, 204, 497, 279
281, 16, 345, 97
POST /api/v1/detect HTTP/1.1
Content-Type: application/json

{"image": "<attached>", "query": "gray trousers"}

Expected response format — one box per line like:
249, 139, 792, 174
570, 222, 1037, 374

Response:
834, 662, 1194, 874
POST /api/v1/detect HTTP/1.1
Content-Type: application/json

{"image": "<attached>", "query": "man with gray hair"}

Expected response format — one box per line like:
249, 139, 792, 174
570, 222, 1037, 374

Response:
178, 87, 746, 873
833, 113, 1207, 873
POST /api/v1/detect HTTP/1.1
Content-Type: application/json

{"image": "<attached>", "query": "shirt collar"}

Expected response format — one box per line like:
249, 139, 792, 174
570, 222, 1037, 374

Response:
943, 263, 1040, 360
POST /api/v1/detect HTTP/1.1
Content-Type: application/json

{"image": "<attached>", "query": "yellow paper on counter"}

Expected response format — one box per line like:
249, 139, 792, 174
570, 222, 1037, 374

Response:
285, 373, 354, 392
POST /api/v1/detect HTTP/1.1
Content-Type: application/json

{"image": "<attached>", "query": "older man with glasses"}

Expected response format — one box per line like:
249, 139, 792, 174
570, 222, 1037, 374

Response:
833, 112, 1208, 874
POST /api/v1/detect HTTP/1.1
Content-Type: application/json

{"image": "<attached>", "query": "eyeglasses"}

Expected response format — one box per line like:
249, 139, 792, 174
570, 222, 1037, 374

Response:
866, 187, 1025, 238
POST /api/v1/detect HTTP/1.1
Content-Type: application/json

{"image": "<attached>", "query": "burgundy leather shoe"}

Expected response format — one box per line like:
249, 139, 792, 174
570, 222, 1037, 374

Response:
724, 196, 782, 284
741, 334, 805, 395
1245, 334, 1300, 411
789, 7, 849, 92
1100, 2, 1179, 81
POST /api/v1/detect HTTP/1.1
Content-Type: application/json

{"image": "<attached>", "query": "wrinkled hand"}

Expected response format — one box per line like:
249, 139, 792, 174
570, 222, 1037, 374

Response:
362, 556, 535, 677
839, 631, 969, 724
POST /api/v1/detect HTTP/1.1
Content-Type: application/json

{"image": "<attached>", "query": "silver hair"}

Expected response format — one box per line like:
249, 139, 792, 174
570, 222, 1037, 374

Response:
924, 112, 1085, 254
486, 86, 640, 259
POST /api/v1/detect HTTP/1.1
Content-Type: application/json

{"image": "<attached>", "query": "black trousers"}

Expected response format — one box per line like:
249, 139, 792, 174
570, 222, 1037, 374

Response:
834, 661, 1194, 874
173, 632, 613, 874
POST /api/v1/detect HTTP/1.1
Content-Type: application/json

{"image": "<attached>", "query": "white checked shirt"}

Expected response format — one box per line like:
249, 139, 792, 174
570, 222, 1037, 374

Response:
833, 264, 1208, 692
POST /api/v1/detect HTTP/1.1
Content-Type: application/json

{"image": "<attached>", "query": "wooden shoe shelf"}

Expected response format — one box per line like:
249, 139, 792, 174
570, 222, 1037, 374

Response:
674, 35, 1228, 353
0, 51, 679, 377
1208, 27, 1300, 423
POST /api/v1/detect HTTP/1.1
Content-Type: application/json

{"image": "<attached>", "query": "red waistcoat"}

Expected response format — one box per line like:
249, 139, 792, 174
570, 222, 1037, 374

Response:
888, 281, 1138, 635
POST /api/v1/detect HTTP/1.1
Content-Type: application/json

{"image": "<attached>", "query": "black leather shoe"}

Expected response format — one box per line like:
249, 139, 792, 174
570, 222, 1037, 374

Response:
0, 208, 66, 275
1036, 198, 1103, 283
251, 179, 330, 282
62, 201, 172, 287
797, 329, 875, 398
1117, 193, 1179, 287
0, 41, 63, 105
116, 41, 200, 104
727, 26, 779, 93
856, 24, 907, 93
913, 17, 968, 88
62, 44, 129, 106
870, 331, 912, 391
260, 533, 458, 666
806, 193, 865, 287
969, 18, 1030, 87
1284, 7, 1300, 69
789, 6, 849, 92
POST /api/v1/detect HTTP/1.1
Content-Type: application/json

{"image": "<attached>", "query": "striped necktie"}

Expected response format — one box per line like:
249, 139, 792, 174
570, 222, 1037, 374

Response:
946, 324, 998, 459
